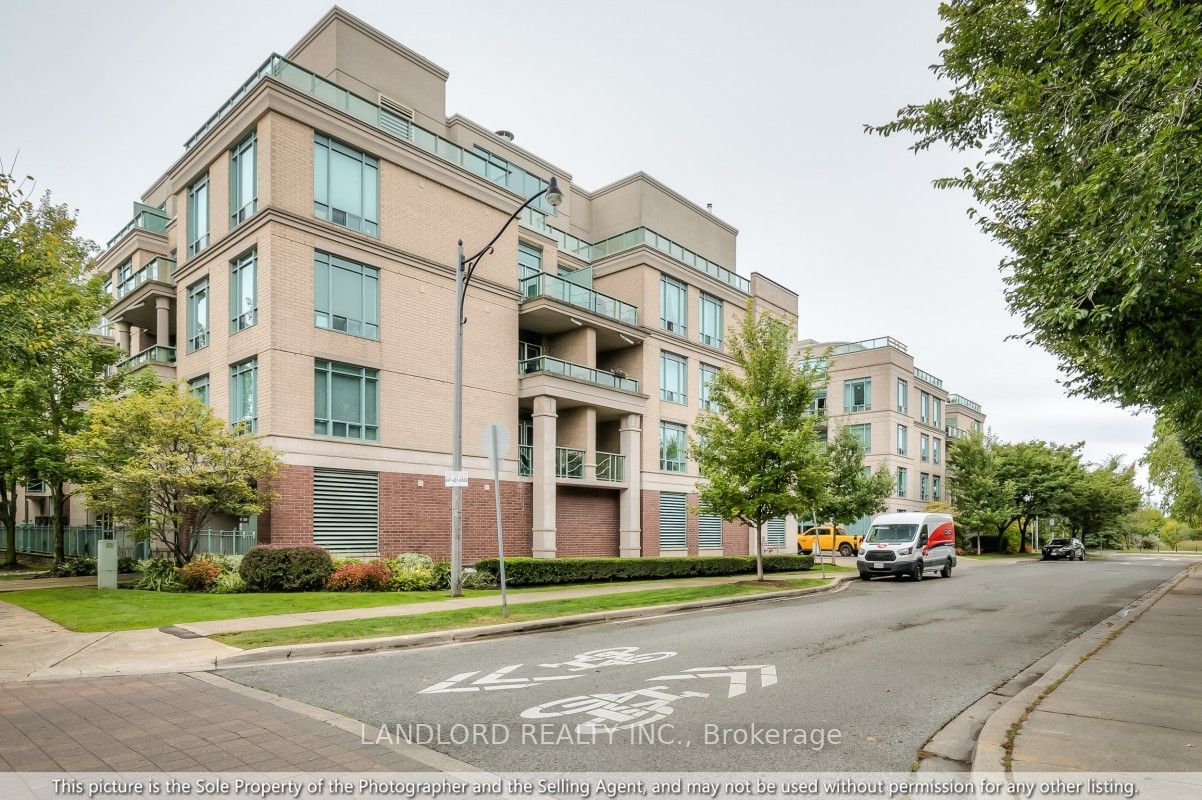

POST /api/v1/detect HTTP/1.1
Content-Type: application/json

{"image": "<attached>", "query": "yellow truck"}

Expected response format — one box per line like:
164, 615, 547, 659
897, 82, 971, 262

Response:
798, 525, 863, 557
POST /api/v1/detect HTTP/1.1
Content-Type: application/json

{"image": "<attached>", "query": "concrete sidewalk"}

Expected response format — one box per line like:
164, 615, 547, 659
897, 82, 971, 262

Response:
1009, 566, 1202, 773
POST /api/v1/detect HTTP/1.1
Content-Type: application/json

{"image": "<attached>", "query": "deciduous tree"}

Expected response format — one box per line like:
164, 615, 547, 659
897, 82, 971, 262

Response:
814, 424, 893, 553
946, 431, 1015, 553
1143, 417, 1202, 527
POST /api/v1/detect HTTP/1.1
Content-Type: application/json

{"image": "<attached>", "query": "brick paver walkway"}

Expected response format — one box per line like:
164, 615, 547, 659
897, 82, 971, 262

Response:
0, 673, 436, 772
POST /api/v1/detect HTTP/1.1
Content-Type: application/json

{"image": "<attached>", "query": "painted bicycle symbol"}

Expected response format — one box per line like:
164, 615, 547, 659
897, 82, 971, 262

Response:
539, 646, 677, 672
520, 686, 707, 733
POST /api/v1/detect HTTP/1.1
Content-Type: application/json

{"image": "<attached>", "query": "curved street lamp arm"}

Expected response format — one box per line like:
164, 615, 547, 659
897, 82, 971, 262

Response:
462, 186, 549, 287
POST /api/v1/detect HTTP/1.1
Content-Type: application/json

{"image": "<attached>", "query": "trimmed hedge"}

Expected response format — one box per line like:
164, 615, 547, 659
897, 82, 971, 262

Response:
239, 545, 333, 592
473, 554, 814, 586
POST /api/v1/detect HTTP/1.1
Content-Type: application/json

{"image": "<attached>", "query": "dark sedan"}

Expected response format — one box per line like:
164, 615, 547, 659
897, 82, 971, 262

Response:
1041, 537, 1085, 561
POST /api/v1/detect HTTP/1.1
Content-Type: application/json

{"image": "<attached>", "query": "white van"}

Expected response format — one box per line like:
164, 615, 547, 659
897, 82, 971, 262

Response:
856, 511, 956, 581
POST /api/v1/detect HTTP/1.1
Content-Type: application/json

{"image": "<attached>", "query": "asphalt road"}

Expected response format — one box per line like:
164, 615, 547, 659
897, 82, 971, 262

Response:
219, 555, 1185, 772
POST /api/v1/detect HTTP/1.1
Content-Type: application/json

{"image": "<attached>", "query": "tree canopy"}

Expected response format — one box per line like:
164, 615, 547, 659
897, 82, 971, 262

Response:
815, 424, 893, 534
691, 301, 828, 579
872, 0, 1202, 470
1143, 417, 1202, 527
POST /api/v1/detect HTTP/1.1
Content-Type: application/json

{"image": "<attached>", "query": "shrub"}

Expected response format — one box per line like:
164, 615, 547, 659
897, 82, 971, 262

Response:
178, 559, 222, 591
1135, 534, 1162, 551
239, 546, 334, 592
385, 552, 440, 591
209, 572, 246, 594
327, 561, 392, 591
461, 568, 498, 589
392, 552, 434, 571
197, 553, 242, 574
431, 561, 451, 589
51, 555, 98, 577
118, 556, 141, 574
472, 554, 815, 586
135, 558, 180, 592
955, 547, 965, 556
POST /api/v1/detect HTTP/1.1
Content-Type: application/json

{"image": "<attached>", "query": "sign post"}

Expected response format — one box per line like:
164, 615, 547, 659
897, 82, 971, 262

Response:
481, 422, 511, 617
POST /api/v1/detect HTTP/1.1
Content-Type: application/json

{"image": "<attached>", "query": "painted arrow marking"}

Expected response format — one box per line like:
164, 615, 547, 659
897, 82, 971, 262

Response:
649, 664, 777, 698
419, 664, 579, 694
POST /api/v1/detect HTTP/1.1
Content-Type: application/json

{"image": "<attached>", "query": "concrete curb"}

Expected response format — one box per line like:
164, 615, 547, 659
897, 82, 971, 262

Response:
214, 573, 854, 669
969, 561, 1199, 776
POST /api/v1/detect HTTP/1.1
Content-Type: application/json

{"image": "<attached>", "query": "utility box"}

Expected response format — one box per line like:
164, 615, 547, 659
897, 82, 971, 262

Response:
97, 540, 118, 589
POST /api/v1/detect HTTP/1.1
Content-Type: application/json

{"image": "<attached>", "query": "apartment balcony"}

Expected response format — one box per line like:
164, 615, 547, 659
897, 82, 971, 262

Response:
115, 345, 176, 381
107, 257, 176, 329
948, 394, 983, 414
519, 355, 646, 415
518, 443, 625, 484
105, 204, 169, 252
519, 272, 642, 352
946, 425, 968, 441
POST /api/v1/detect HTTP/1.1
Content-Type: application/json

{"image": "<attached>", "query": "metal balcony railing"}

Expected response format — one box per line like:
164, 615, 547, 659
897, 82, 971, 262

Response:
519, 444, 533, 476
116, 257, 175, 299
596, 451, 625, 482
914, 366, 944, 389
519, 355, 639, 393
520, 272, 638, 326
555, 447, 584, 479
947, 394, 983, 413
106, 205, 169, 250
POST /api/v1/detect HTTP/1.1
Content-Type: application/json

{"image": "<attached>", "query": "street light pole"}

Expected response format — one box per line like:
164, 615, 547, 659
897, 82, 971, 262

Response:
448, 178, 562, 597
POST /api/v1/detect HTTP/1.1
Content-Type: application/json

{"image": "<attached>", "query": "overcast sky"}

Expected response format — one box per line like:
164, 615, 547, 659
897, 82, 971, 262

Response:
2, 0, 1154, 481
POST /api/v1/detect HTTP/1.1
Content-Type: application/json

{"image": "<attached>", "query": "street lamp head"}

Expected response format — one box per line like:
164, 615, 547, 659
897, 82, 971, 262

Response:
545, 176, 563, 208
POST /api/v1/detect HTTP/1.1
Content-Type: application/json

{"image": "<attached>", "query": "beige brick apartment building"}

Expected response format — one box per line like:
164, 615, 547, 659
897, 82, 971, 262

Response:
800, 336, 986, 532
37, 8, 806, 560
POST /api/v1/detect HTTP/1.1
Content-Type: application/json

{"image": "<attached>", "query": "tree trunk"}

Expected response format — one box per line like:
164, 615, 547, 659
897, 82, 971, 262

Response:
1, 475, 17, 568
51, 482, 66, 564
975, 533, 981, 555
754, 520, 764, 581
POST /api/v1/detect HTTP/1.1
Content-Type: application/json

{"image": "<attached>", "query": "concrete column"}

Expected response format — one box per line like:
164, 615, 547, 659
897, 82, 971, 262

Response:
130, 326, 144, 354
618, 413, 642, 557
115, 322, 131, 355
784, 515, 800, 554
582, 407, 598, 481
154, 296, 171, 349
532, 395, 557, 558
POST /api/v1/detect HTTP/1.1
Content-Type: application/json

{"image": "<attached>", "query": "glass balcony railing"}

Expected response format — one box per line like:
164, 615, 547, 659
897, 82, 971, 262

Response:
948, 394, 983, 413
596, 451, 625, 482
117, 345, 176, 371
832, 337, 909, 355
555, 447, 584, 479
519, 272, 638, 326
946, 425, 968, 440
184, 53, 556, 214
914, 366, 944, 389
115, 257, 175, 300
519, 355, 639, 394
106, 205, 169, 250
519, 444, 533, 476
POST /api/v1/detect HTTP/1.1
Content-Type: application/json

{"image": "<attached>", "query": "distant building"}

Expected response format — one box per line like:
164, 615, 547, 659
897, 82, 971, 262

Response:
799, 336, 986, 532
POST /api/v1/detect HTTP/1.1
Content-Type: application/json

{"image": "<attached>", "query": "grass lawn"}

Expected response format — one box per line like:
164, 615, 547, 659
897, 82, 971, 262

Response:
214, 578, 829, 650
0, 569, 838, 632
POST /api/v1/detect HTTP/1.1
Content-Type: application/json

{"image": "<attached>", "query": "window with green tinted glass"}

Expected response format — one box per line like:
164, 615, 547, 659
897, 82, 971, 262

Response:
896, 424, 908, 455
230, 249, 257, 333
660, 275, 687, 335
660, 421, 687, 472
660, 351, 687, 404
230, 133, 257, 226
847, 423, 871, 452
932, 437, 942, 465
920, 391, 930, 423
933, 475, 942, 501
188, 374, 209, 406
933, 397, 943, 428
314, 360, 379, 440
313, 134, 379, 236
314, 251, 380, 339
230, 358, 257, 433
920, 473, 930, 501
518, 242, 541, 280
844, 378, 871, 412
897, 467, 908, 497
186, 278, 209, 353
187, 174, 209, 257
699, 363, 719, 411
897, 378, 908, 413
699, 293, 723, 349
920, 433, 930, 462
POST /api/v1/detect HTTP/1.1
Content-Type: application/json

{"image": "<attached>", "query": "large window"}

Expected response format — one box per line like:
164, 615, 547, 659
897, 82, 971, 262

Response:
230, 249, 257, 333
314, 251, 380, 340
518, 242, 542, 280
897, 378, 908, 413
933, 475, 943, 501
187, 173, 209, 257
230, 358, 258, 433
844, 378, 871, 412
933, 398, 943, 428
896, 424, 908, 456
660, 275, 687, 335
896, 467, 908, 498
920, 473, 930, 501
660, 351, 687, 404
920, 391, 930, 424
699, 363, 719, 412
186, 278, 209, 353
314, 360, 379, 441
846, 423, 871, 452
313, 134, 379, 236
932, 437, 942, 465
699, 293, 723, 349
660, 421, 687, 472
188, 374, 209, 405
920, 433, 930, 462
230, 133, 257, 227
